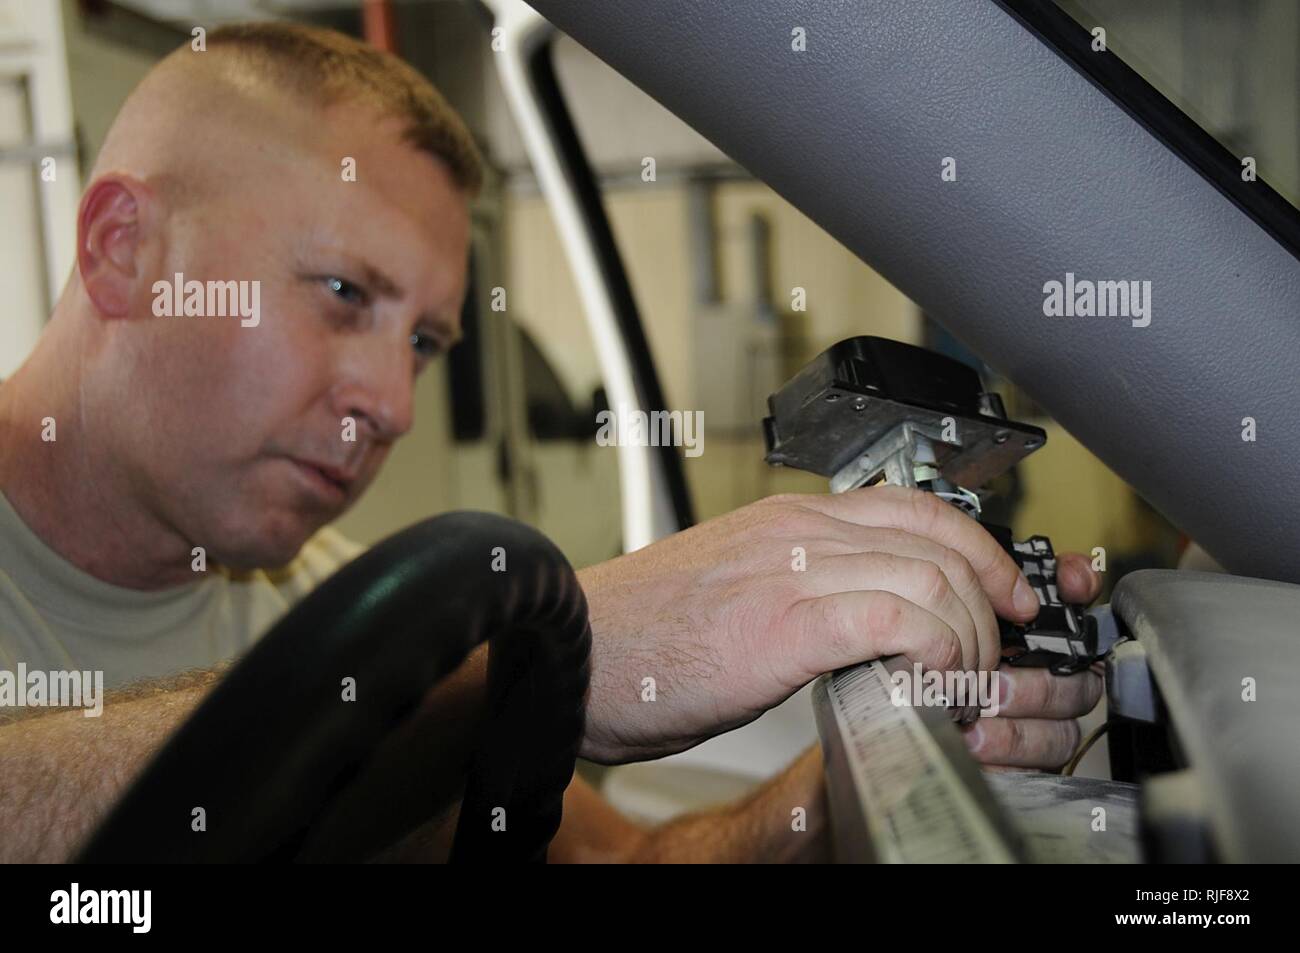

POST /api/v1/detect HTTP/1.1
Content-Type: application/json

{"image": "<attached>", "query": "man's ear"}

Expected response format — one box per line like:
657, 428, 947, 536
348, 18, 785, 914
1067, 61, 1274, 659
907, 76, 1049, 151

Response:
77, 175, 153, 318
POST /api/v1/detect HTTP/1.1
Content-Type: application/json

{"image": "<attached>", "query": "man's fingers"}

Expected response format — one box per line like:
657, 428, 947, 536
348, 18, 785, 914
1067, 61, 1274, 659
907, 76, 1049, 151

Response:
813, 547, 997, 672
961, 716, 1081, 769
1055, 552, 1102, 604
788, 589, 964, 676
795, 485, 1040, 623
993, 665, 1103, 719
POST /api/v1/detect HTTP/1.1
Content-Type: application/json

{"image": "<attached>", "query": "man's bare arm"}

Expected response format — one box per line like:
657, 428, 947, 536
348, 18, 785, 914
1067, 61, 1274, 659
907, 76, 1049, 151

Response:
0, 668, 223, 862
392, 745, 829, 864
553, 746, 828, 863
2, 652, 827, 864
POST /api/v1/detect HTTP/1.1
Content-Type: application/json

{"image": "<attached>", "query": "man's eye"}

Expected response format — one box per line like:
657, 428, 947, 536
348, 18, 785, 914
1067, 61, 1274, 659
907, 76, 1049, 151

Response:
411, 331, 443, 359
326, 276, 367, 305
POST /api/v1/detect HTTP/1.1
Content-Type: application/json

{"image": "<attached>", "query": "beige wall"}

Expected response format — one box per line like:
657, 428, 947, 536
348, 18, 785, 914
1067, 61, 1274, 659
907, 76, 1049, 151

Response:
1014, 422, 1148, 558
503, 179, 921, 522
60, 0, 157, 174
712, 180, 922, 352
503, 180, 923, 409
0, 0, 81, 377
0, 77, 46, 378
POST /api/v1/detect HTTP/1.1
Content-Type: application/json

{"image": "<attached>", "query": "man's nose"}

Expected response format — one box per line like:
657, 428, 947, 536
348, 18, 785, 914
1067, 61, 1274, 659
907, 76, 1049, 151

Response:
331, 341, 416, 442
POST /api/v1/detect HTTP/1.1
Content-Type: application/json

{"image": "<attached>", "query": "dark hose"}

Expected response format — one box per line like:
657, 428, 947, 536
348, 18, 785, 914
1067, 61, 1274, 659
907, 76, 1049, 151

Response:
77, 511, 591, 863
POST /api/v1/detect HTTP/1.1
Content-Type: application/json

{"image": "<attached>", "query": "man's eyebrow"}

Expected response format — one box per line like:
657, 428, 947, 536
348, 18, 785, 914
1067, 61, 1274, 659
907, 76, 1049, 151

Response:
355, 260, 404, 299
345, 256, 462, 344
419, 308, 463, 346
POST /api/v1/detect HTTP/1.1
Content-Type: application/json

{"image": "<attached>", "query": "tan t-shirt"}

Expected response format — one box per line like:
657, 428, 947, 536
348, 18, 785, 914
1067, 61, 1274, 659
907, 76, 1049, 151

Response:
0, 488, 365, 689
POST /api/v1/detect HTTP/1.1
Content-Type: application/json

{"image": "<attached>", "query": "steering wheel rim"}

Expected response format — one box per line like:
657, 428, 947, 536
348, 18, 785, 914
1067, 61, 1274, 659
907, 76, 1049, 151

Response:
76, 511, 591, 863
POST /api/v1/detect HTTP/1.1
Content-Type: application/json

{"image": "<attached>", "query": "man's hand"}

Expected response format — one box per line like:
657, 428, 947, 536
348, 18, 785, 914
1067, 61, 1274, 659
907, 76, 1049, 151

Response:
576, 484, 1065, 764
961, 552, 1103, 770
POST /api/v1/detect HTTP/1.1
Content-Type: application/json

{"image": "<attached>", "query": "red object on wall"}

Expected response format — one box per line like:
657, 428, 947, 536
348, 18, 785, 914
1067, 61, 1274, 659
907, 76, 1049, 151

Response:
362, 0, 398, 53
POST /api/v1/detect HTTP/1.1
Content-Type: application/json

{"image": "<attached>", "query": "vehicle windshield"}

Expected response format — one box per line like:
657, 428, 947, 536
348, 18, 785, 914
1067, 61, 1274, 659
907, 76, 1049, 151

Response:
1056, 0, 1299, 209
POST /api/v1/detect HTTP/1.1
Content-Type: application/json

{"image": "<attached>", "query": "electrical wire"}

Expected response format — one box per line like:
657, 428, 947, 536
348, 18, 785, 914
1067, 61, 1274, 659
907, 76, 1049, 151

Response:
1062, 721, 1110, 776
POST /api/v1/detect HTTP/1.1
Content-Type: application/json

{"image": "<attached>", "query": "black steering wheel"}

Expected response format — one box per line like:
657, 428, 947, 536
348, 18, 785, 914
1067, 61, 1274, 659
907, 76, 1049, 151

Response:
76, 512, 591, 863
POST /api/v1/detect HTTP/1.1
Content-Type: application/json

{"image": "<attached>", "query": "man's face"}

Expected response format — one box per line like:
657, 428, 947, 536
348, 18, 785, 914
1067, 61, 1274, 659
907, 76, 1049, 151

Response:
111, 104, 471, 570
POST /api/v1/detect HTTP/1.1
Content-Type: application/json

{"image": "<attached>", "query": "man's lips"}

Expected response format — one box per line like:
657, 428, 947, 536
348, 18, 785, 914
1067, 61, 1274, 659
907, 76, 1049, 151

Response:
285, 457, 356, 502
